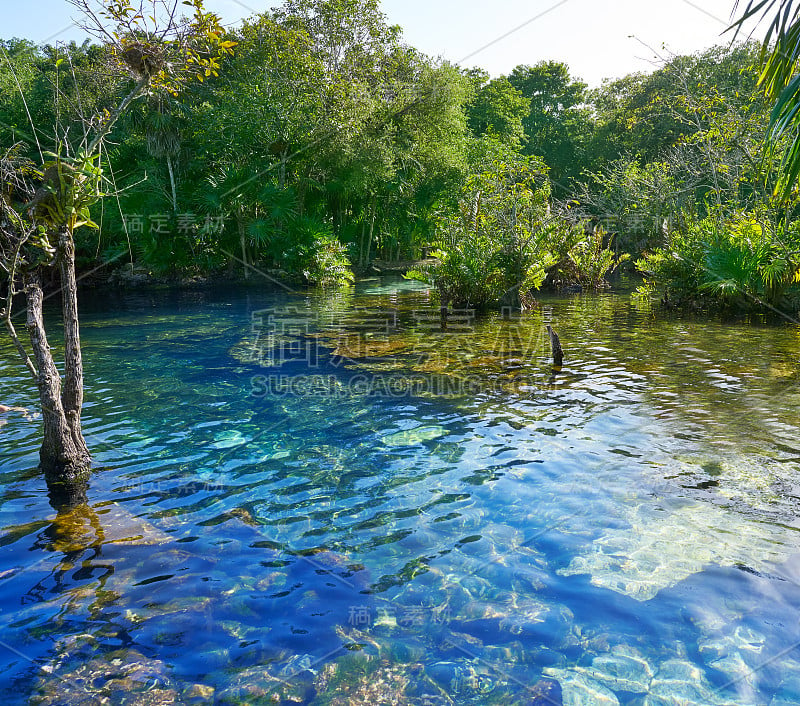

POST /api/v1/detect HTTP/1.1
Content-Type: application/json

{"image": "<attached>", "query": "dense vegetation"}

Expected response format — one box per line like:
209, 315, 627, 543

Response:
2, 0, 799, 314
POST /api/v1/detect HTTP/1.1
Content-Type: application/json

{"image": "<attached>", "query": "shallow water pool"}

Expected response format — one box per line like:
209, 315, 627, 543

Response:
2, 279, 800, 704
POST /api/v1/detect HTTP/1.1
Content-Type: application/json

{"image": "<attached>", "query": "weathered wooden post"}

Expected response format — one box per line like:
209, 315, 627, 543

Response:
546, 324, 563, 367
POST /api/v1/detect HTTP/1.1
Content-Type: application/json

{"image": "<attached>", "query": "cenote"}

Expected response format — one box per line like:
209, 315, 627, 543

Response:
2, 277, 800, 705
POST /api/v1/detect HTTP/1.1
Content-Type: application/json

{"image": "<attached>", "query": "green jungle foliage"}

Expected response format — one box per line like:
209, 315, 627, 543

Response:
2, 0, 800, 314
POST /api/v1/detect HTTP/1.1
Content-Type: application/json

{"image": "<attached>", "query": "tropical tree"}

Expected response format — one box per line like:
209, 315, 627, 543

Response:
133, 94, 184, 213
508, 61, 593, 188
589, 44, 761, 168
188, 0, 471, 272
466, 76, 528, 147
0, 0, 235, 496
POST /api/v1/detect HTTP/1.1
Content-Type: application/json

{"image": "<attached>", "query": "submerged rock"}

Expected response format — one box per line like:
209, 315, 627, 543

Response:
46, 502, 172, 554
559, 502, 791, 601
210, 429, 248, 449
381, 426, 447, 447
542, 668, 620, 706
645, 658, 739, 706
182, 683, 215, 703
448, 606, 573, 650
332, 337, 409, 360
216, 663, 311, 704
427, 660, 496, 697
529, 677, 563, 706
708, 652, 758, 705
32, 649, 178, 705
542, 649, 760, 706
313, 657, 416, 705
576, 644, 653, 694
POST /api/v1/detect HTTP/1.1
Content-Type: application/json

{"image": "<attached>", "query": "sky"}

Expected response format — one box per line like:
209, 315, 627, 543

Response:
1, 0, 762, 87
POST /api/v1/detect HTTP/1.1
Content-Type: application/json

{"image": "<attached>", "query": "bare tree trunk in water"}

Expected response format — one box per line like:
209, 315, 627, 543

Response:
25, 253, 91, 489
58, 228, 90, 468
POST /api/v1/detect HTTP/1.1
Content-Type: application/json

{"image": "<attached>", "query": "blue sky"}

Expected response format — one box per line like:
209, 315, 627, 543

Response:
2, 0, 759, 86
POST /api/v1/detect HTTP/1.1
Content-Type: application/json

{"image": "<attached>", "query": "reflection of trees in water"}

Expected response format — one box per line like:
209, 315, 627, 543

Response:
13, 490, 175, 701
23, 489, 120, 618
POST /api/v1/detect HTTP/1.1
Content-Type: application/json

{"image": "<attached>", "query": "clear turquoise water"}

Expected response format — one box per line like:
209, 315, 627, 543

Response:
2, 279, 800, 704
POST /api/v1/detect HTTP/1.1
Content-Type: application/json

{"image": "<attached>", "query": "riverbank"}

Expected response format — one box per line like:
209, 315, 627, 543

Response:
65, 258, 440, 292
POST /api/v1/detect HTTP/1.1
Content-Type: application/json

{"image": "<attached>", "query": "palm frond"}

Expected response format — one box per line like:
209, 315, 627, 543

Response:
730, 0, 800, 198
